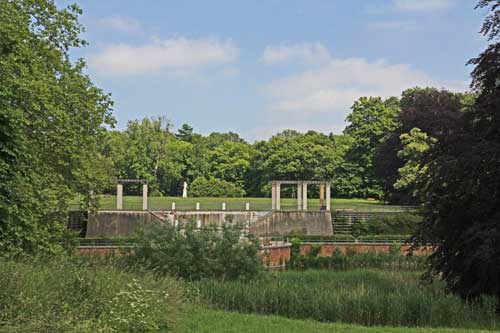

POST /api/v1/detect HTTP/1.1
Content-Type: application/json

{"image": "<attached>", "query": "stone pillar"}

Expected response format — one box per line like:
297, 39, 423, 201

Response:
320, 184, 325, 208
297, 183, 302, 210
196, 202, 200, 210
276, 182, 281, 210
271, 182, 276, 210
326, 183, 331, 211
222, 202, 226, 211
302, 182, 308, 211
245, 202, 250, 211
116, 184, 123, 210
171, 202, 176, 210
142, 184, 148, 210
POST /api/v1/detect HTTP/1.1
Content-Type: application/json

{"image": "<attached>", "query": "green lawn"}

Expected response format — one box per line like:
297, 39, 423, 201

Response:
178, 307, 494, 333
90, 195, 411, 212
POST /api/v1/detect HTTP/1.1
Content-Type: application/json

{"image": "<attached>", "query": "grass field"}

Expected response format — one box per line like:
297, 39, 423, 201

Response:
178, 307, 495, 333
195, 269, 499, 330
90, 195, 412, 211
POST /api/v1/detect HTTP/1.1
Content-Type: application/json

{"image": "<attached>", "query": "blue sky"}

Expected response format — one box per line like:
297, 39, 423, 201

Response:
60, 0, 487, 141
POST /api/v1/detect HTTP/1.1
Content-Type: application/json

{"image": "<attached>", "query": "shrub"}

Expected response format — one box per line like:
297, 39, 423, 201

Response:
190, 177, 245, 197
0, 256, 184, 331
365, 213, 422, 235
128, 223, 261, 281
288, 234, 356, 242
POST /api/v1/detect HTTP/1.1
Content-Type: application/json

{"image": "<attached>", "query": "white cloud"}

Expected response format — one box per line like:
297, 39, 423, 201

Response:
393, 0, 456, 11
99, 16, 142, 33
261, 42, 330, 65
263, 44, 467, 114
88, 37, 238, 77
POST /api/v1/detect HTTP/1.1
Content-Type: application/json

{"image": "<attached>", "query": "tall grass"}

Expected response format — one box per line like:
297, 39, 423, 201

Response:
195, 269, 499, 330
0, 256, 185, 332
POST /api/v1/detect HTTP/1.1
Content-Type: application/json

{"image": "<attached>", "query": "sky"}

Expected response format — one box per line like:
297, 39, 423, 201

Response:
58, 0, 488, 141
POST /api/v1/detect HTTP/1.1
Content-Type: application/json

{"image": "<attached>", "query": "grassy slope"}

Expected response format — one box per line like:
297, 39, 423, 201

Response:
93, 195, 408, 211
178, 307, 493, 333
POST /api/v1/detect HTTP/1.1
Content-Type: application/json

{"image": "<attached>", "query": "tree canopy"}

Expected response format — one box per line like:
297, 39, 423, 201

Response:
0, 0, 114, 253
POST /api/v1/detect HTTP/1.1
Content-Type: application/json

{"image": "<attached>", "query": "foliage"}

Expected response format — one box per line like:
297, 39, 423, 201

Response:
413, 0, 500, 312
0, 0, 114, 253
363, 213, 422, 235
194, 269, 498, 329
288, 250, 425, 271
394, 128, 436, 195
375, 88, 466, 204
190, 177, 245, 197
0, 256, 184, 332
288, 234, 356, 242
248, 130, 347, 196
343, 97, 400, 198
129, 223, 261, 281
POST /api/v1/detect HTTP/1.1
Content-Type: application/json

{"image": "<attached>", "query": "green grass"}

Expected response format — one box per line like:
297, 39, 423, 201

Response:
178, 307, 495, 333
194, 269, 499, 330
90, 195, 410, 212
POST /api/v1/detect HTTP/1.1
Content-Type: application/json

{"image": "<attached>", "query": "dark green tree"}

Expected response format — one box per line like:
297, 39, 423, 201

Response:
414, 0, 500, 312
375, 88, 466, 204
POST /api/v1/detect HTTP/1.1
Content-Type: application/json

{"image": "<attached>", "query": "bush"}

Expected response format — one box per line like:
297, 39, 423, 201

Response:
128, 223, 261, 281
359, 213, 422, 235
190, 177, 245, 197
0, 256, 184, 332
357, 234, 411, 242
288, 234, 356, 242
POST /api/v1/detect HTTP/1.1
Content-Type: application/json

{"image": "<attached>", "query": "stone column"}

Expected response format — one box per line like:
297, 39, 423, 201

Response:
302, 182, 308, 211
276, 182, 281, 210
326, 183, 331, 211
142, 184, 148, 210
245, 202, 250, 211
271, 182, 276, 210
297, 183, 302, 210
319, 184, 325, 209
196, 202, 200, 210
171, 202, 176, 210
222, 202, 226, 211
116, 184, 123, 210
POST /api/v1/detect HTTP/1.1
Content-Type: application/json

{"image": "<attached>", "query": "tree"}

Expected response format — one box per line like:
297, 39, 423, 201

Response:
393, 128, 436, 196
249, 131, 343, 196
375, 88, 466, 204
175, 123, 195, 142
414, 0, 500, 312
343, 96, 400, 198
0, 0, 114, 253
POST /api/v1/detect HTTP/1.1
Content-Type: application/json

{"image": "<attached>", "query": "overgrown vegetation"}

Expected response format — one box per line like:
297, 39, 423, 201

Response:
0, 256, 184, 332
287, 246, 425, 271
351, 213, 422, 236
127, 223, 261, 281
194, 269, 499, 330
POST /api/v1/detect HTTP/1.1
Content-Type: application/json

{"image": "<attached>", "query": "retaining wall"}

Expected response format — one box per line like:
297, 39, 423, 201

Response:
249, 211, 333, 236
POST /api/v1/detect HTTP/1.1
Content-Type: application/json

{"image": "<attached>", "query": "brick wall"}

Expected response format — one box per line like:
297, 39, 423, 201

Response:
75, 242, 430, 266
300, 243, 431, 256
